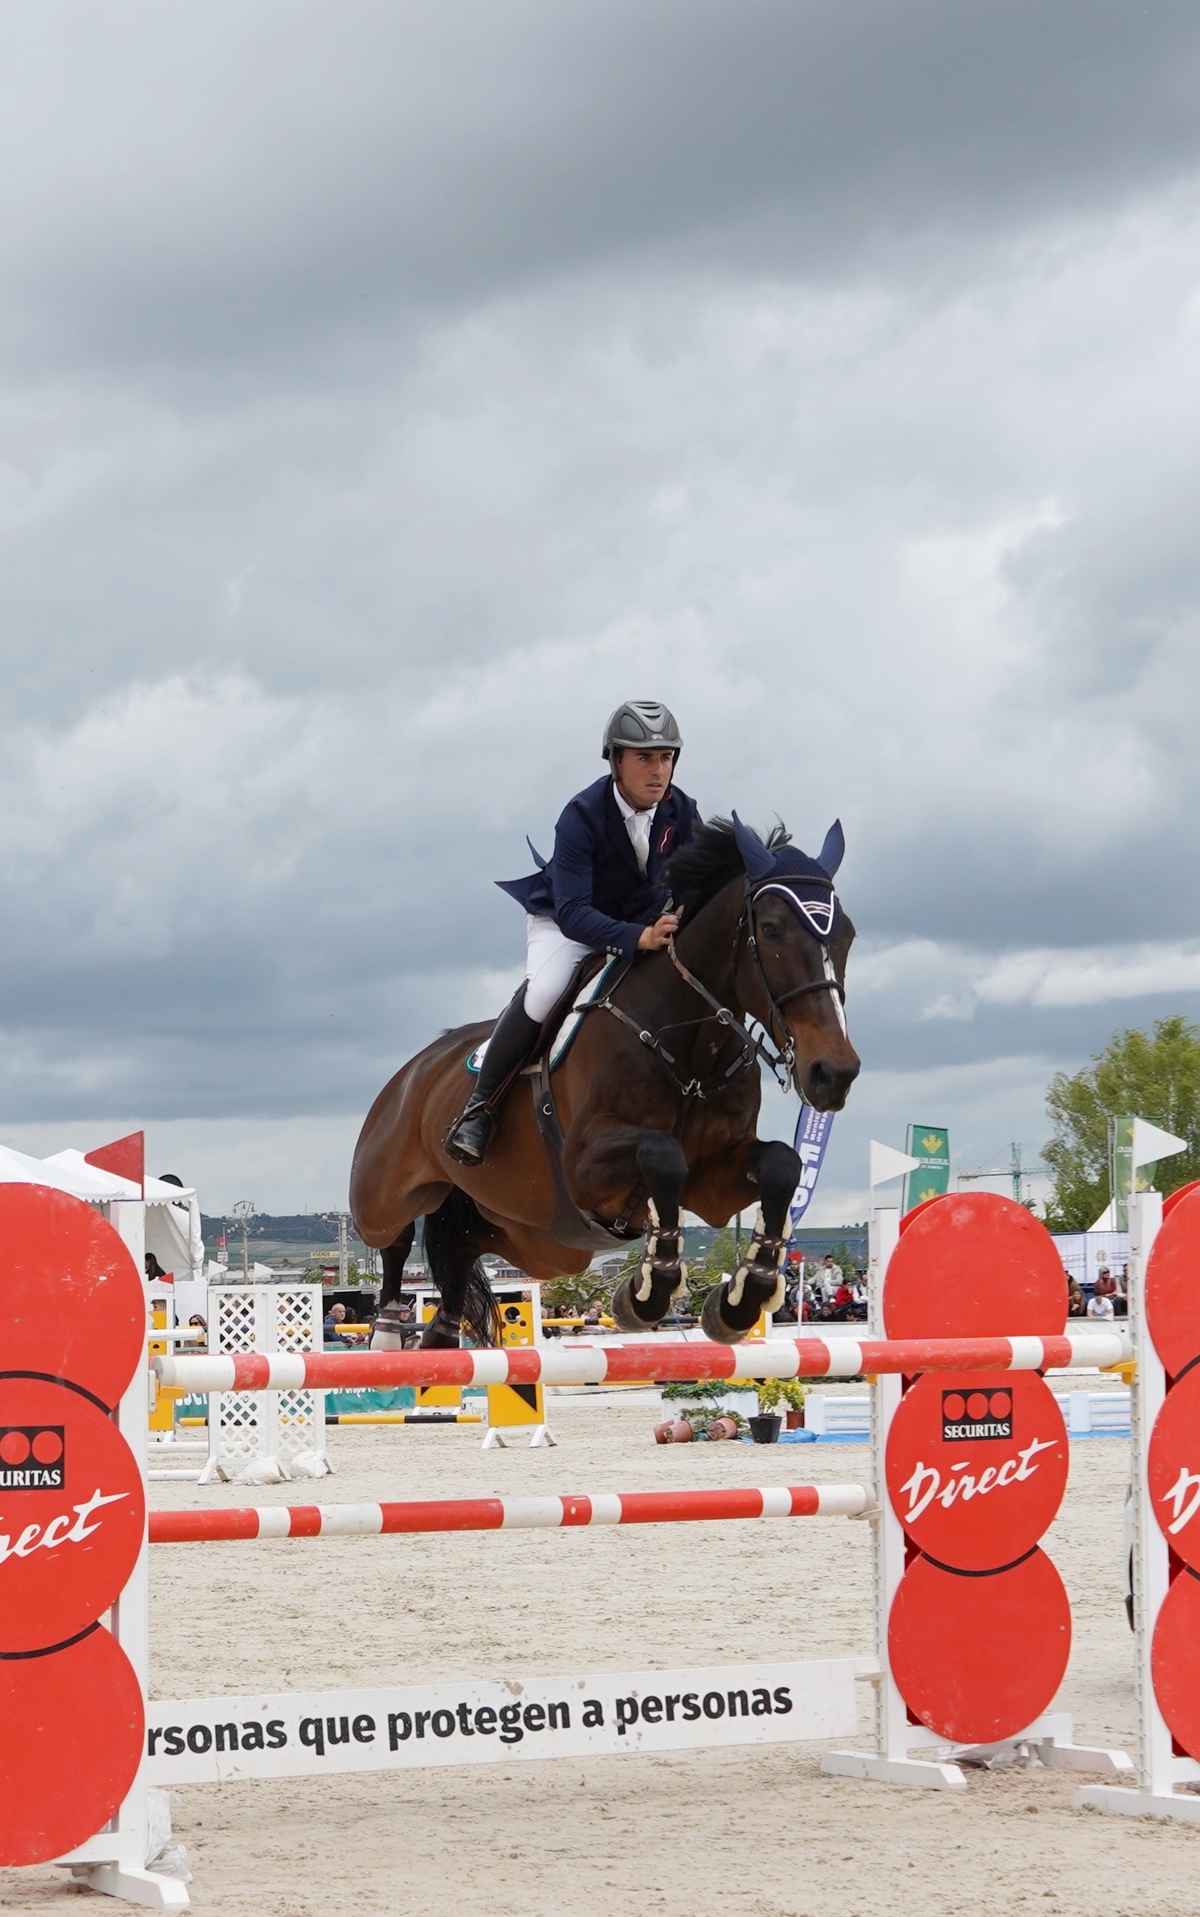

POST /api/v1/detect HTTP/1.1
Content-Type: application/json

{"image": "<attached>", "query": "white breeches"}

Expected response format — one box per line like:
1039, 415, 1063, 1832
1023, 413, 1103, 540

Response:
523, 914, 593, 1022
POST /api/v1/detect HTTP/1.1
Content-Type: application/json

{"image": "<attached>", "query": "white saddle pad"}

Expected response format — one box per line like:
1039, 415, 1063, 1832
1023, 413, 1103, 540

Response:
467, 958, 619, 1078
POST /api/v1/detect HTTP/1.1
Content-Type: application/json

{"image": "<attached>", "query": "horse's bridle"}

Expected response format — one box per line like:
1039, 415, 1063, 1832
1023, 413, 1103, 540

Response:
592, 873, 846, 1101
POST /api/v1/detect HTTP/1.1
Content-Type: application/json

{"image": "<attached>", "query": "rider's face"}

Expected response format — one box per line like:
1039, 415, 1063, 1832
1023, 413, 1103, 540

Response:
613, 748, 676, 810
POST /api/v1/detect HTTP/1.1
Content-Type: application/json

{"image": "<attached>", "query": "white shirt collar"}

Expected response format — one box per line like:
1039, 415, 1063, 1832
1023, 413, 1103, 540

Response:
611, 780, 657, 822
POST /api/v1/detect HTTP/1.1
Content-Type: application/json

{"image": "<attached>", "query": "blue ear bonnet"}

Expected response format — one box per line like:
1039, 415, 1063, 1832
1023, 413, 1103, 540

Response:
731, 814, 845, 945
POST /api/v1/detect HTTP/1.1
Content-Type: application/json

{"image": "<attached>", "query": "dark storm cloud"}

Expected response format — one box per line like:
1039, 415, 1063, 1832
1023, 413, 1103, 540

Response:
0, 2, 1199, 1200
2, 2, 1199, 367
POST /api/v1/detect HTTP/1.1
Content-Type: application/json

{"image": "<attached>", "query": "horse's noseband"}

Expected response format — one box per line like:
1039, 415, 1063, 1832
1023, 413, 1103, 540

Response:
738, 875, 845, 1085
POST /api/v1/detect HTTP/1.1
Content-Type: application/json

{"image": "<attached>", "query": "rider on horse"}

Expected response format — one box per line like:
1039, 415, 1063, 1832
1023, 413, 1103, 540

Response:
445, 699, 700, 1166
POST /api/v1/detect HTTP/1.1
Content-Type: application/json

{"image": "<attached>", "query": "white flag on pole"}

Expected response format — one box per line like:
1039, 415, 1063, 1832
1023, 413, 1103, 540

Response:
868, 1140, 921, 1192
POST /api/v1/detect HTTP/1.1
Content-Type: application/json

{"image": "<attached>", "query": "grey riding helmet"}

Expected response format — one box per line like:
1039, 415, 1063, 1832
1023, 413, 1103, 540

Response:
602, 700, 683, 759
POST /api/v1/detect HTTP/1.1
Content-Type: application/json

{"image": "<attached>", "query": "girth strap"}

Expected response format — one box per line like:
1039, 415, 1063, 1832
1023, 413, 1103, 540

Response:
530, 1059, 643, 1252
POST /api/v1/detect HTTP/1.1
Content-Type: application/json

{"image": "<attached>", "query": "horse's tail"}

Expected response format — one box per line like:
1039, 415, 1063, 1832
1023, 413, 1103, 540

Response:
422, 1185, 503, 1349
459, 1258, 503, 1351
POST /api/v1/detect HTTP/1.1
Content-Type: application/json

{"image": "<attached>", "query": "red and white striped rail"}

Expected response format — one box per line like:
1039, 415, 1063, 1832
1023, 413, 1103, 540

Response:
154, 1328, 1129, 1395
148, 1482, 871, 1544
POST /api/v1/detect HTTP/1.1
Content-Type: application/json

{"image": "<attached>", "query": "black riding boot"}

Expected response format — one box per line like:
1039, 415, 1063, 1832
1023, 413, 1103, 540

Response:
445, 989, 543, 1166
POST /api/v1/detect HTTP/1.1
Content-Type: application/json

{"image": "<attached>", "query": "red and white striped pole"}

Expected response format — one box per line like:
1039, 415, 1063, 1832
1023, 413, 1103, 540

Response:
154, 1328, 1129, 1395
149, 1482, 871, 1544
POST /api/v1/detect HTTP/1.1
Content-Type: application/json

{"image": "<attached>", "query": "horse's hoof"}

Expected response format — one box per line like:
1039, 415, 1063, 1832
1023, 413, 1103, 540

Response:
610, 1274, 664, 1333
700, 1281, 761, 1344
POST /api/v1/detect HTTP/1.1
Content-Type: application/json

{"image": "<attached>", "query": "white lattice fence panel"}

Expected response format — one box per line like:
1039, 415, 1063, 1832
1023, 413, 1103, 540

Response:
273, 1288, 321, 1351
203, 1285, 329, 1482
216, 1287, 267, 1351
272, 1287, 326, 1467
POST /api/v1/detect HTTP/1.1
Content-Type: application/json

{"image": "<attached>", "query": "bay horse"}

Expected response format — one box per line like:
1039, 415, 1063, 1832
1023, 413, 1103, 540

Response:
350, 814, 860, 1348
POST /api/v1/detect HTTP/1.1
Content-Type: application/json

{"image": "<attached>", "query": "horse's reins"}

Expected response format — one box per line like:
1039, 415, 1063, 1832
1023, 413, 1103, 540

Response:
589, 874, 845, 1102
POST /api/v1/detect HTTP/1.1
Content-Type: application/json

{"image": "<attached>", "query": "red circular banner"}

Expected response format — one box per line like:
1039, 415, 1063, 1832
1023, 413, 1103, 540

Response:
1150, 1569, 1200, 1763
1147, 1366, 1200, 1574
0, 1625, 144, 1866
1145, 1186, 1200, 1380
886, 1372, 1067, 1570
0, 1378, 144, 1654
898, 1196, 945, 1235
883, 1192, 1066, 1339
888, 1549, 1071, 1745
0, 1185, 144, 1408
1163, 1179, 1200, 1220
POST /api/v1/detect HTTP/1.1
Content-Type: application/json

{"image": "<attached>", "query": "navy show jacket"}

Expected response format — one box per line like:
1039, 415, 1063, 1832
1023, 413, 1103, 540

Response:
497, 775, 700, 959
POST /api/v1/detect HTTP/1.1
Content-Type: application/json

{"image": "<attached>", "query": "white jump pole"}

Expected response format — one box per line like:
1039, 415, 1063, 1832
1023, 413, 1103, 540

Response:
154, 1329, 1131, 1395
149, 1483, 873, 1544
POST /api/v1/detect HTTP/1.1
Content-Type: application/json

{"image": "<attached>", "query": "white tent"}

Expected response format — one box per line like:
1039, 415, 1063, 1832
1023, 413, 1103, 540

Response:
0, 1138, 207, 1319
0, 1142, 130, 1201
40, 1149, 205, 1294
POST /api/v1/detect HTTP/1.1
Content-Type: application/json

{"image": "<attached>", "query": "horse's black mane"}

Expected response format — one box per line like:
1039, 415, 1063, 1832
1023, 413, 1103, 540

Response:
667, 816, 791, 920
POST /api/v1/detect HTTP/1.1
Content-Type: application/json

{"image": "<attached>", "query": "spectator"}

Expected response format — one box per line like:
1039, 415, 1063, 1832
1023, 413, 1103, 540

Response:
324, 1301, 350, 1347
819, 1254, 842, 1303
1086, 1290, 1115, 1319
582, 1301, 603, 1327
1093, 1267, 1117, 1299
1114, 1264, 1130, 1318
832, 1278, 858, 1322
145, 1252, 169, 1282
1066, 1278, 1087, 1317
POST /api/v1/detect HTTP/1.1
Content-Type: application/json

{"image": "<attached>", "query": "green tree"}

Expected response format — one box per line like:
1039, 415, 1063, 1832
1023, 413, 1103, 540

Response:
542, 1271, 609, 1318
1043, 1017, 1200, 1230
682, 1226, 739, 1313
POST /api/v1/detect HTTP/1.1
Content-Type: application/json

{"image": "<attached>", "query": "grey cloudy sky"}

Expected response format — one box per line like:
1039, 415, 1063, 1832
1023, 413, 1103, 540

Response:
3, 2, 1200, 1215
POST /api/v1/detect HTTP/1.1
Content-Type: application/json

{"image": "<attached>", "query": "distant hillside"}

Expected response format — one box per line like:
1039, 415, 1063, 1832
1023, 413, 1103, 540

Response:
201, 1213, 371, 1250
200, 1215, 864, 1265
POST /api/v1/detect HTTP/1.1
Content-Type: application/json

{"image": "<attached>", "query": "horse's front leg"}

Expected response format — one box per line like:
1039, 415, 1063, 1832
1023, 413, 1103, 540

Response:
700, 1138, 801, 1345
576, 1123, 690, 1333
369, 1223, 417, 1349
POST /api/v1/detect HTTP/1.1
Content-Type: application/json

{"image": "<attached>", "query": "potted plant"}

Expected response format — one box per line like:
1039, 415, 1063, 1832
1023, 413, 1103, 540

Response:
746, 1377, 808, 1444
779, 1378, 809, 1429
656, 1379, 749, 1442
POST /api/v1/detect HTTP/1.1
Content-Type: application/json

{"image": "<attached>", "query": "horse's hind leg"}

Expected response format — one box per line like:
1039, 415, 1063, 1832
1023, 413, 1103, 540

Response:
421, 1187, 503, 1349
610, 1131, 689, 1333
369, 1224, 417, 1350
701, 1138, 801, 1344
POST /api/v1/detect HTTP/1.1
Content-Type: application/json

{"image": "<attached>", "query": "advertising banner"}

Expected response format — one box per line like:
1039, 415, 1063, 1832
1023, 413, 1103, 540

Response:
146, 1659, 863, 1784
902, 1125, 950, 1214
790, 1106, 835, 1231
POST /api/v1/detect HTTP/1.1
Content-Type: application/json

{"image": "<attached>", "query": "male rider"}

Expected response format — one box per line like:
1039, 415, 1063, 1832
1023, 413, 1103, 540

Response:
445, 700, 700, 1165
